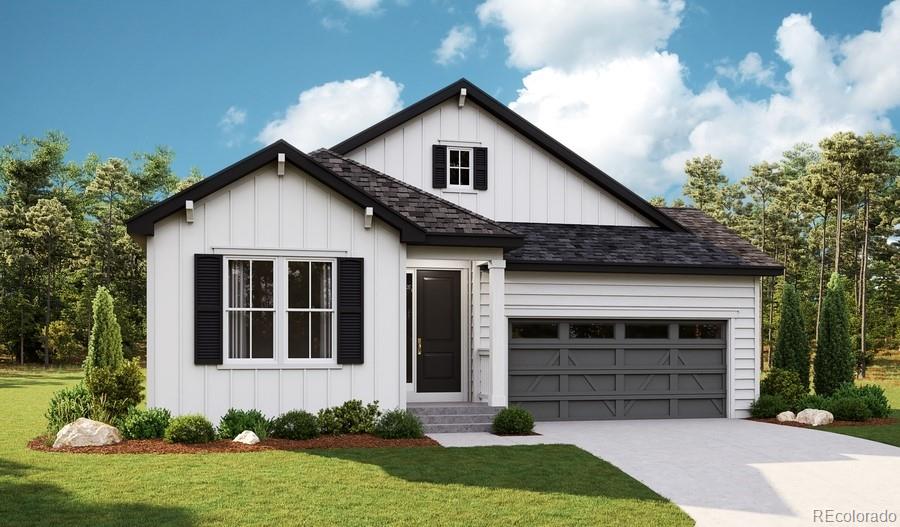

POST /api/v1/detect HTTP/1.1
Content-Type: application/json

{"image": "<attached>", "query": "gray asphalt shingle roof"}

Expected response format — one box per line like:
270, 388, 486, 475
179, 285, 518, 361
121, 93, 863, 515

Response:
501, 207, 782, 275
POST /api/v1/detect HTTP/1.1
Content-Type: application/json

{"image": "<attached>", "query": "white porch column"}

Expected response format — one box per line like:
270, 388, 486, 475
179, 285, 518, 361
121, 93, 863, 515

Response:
488, 259, 507, 407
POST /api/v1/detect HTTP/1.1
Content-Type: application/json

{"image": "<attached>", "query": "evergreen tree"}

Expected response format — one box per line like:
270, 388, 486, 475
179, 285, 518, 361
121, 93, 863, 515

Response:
774, 283, 810, 390
84, 286, 123, 374
814, 273, 855, 395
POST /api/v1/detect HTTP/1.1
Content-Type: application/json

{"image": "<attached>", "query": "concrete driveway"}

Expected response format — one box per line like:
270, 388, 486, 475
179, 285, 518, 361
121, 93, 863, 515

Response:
430, 419, 900, 527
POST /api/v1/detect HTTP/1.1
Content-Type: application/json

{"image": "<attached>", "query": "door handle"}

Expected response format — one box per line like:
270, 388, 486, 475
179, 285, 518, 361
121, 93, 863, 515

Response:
417, 337, 423, 356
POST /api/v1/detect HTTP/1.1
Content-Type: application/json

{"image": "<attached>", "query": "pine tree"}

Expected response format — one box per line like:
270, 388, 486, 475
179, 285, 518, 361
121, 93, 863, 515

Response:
814, 273, 855, 395
83, 286, 123, 374
774, 283, 810, 391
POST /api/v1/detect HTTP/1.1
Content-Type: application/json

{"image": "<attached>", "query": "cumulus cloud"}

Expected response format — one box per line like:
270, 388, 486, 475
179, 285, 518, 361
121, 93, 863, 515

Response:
715, 52, 779, 89
481, 0, 900, 196
257, 72, 403, 151
320, 16, 348, 32
435, 25, 477, 65
337, 0, 380, 14
477, 0, 684, 69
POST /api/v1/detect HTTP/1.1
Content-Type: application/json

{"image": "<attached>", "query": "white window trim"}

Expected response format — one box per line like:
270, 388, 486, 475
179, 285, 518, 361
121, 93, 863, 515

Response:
222, 256, 338, 366
446, 146, 473, 191
283, 257, 338, 366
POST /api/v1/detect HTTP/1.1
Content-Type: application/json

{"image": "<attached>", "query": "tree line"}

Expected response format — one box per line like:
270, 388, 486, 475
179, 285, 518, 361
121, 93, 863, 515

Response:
651, 131, 900, 374
0, 132, 200, 364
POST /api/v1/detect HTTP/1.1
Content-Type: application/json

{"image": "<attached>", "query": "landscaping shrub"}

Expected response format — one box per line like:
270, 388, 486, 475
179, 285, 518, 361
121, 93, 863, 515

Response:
832, 383, 890, 418
749, 394, 789, 418
268, 410, 320, 440
814, 274, 855, 396
760, 368, 806, 409
164, 414, 216, 444
795, 394, 831, 412
84, 358, 144, 420
374, 409, 424, 439
492, 406, 534, 435
829, 396, 872, 422
121, 407, 172, 439
83, 286, 124, 375
45, 383, 93, 435
217, 408, 269, 440
317, 400, 381, 435
774, 283, 811, 391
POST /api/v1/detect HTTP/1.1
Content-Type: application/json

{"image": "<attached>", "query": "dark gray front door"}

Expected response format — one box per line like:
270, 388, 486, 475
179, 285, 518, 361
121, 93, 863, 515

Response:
508, 320, 727, 420
416, 271, 461, 393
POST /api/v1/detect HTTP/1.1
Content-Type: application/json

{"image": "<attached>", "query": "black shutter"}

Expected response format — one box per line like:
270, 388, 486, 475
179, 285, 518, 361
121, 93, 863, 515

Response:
337, 257, 364, 364
194, 254, 223, 365
432, 145, 447, 188
474, 147, 488, 190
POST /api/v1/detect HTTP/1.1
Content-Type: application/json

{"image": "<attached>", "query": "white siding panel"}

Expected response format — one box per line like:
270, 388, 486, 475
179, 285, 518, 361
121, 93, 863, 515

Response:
347, 99, 653, 227
147, 163, 403, 423
505, 272, 760, 418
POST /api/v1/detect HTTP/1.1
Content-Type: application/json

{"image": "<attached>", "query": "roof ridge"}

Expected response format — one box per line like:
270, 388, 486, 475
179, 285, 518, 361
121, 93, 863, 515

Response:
314, 149, 521, 238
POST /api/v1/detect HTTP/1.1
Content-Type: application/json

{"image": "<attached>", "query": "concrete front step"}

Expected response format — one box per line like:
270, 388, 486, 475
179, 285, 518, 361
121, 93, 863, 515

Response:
407, 403, 504, 416
423, 423, 493, 433
418, 413, 499, 425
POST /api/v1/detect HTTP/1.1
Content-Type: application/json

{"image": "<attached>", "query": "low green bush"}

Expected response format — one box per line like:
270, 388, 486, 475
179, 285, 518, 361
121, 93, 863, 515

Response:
760, 368, 806, 409
121, 407, 172, 439
45, 383, 93, 435
795, 393, 831, 412
318, 400, 381, 435
749, 394, 790, 418
217, 408, 269, 440
492, 406, 534, 435
164, 414, 216, 444
832, 383, 890, 418
84, 358, 144, 421
269, 410, 319, 440
374, 409, 424, 439
829, 396, 872, 422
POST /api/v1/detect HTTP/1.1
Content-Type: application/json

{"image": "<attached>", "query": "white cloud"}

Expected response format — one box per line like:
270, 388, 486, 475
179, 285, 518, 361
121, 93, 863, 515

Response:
321, 16, 348, 32
435, 25, 477, 65
257, 72, 404, 151
337, 0, 381, 14
477, 0, 684, 69
480, 0, 900, 196
219, 106, 247, 132
715, 52, 779, 89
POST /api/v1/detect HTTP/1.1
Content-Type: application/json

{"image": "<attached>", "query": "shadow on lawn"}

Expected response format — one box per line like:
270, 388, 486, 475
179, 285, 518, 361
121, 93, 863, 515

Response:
308, 444, 670, 501
0, 458, 196, 527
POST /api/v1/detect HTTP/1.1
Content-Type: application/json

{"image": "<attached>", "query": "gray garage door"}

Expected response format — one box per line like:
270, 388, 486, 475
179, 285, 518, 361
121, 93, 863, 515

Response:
509, 320, 727, 420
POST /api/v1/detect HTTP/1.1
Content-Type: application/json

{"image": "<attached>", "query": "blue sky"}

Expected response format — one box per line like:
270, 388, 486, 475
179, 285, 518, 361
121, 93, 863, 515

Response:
2, 0, 897, 198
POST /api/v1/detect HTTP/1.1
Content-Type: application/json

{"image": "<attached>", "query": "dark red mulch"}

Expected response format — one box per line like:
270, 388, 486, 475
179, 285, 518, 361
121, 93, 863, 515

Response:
749, 417, 898, 428
28, 434, 440, 454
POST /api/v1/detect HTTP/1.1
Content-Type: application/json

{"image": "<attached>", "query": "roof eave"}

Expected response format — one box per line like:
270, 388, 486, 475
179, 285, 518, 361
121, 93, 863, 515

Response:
505, 260, 785, 277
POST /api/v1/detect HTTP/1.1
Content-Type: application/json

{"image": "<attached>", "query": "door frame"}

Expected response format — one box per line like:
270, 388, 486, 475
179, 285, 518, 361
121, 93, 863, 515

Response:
406, 265, 469, 403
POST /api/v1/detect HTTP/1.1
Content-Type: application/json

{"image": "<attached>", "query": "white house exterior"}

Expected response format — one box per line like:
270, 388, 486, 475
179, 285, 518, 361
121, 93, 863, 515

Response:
127, 79, 781, 425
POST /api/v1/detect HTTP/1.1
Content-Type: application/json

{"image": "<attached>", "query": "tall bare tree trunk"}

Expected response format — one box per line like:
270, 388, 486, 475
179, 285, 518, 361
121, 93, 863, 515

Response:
816, 206, 829, 341
859, 192, 870, 377
834, 192, 842, 273
43, 236, 51, 368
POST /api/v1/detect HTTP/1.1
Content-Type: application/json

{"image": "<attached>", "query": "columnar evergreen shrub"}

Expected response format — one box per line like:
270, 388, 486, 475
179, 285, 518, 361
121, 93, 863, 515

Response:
814, 274, 855, 396
83, 286, 123, 375
774, 283, 811, 390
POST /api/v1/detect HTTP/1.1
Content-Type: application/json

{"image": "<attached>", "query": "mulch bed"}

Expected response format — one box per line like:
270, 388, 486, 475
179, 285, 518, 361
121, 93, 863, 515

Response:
28, 434, 439, 454
750, 417, 898, 428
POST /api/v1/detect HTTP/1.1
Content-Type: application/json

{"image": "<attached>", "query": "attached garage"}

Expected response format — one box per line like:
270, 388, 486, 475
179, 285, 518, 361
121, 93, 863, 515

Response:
508, 319, 727, 420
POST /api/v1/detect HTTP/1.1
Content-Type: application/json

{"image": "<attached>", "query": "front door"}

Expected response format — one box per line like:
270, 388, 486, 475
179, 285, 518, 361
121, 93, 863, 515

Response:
416, 270, 461, 393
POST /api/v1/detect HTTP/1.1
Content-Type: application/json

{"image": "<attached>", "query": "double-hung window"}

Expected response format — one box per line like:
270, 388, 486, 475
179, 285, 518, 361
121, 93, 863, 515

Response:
447, 147, 473, 190
224, 257, 335, 363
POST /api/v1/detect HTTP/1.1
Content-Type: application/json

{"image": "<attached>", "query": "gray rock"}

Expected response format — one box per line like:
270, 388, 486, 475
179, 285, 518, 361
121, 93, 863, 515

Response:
53, 418, 122, 448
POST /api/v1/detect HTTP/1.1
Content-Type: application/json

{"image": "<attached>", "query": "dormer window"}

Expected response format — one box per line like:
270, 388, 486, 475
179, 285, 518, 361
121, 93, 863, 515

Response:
447, 147, 473, 190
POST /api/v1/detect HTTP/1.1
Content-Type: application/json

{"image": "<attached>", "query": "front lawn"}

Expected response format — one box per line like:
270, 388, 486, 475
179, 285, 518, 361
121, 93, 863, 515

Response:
0, 368, 692, 526
820, 409, 900, 447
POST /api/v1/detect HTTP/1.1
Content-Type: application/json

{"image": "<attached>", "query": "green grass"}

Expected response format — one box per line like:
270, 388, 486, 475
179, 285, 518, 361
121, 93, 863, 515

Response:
0, 368, 692, 527
821, 410, 900, 447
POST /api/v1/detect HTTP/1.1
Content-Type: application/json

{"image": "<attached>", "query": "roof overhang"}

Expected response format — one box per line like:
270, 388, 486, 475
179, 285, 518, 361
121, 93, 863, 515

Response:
504, 261, 785, 277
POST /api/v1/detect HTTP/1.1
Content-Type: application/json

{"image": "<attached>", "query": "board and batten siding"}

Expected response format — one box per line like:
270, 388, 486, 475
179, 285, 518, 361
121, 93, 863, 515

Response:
504, 272, 761, 417
347, 99, 652, 227
145, 163, 405, 423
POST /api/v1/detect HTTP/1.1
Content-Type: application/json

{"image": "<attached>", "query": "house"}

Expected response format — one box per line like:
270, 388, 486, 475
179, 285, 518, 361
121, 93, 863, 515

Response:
126, 79, 781, 426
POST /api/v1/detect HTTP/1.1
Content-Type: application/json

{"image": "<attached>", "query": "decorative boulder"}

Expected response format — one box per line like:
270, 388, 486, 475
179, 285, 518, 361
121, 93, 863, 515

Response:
796, 409, 834, 427
53, 418, 122, 448
233, 430, 260, 445
776, 411, 796, 423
